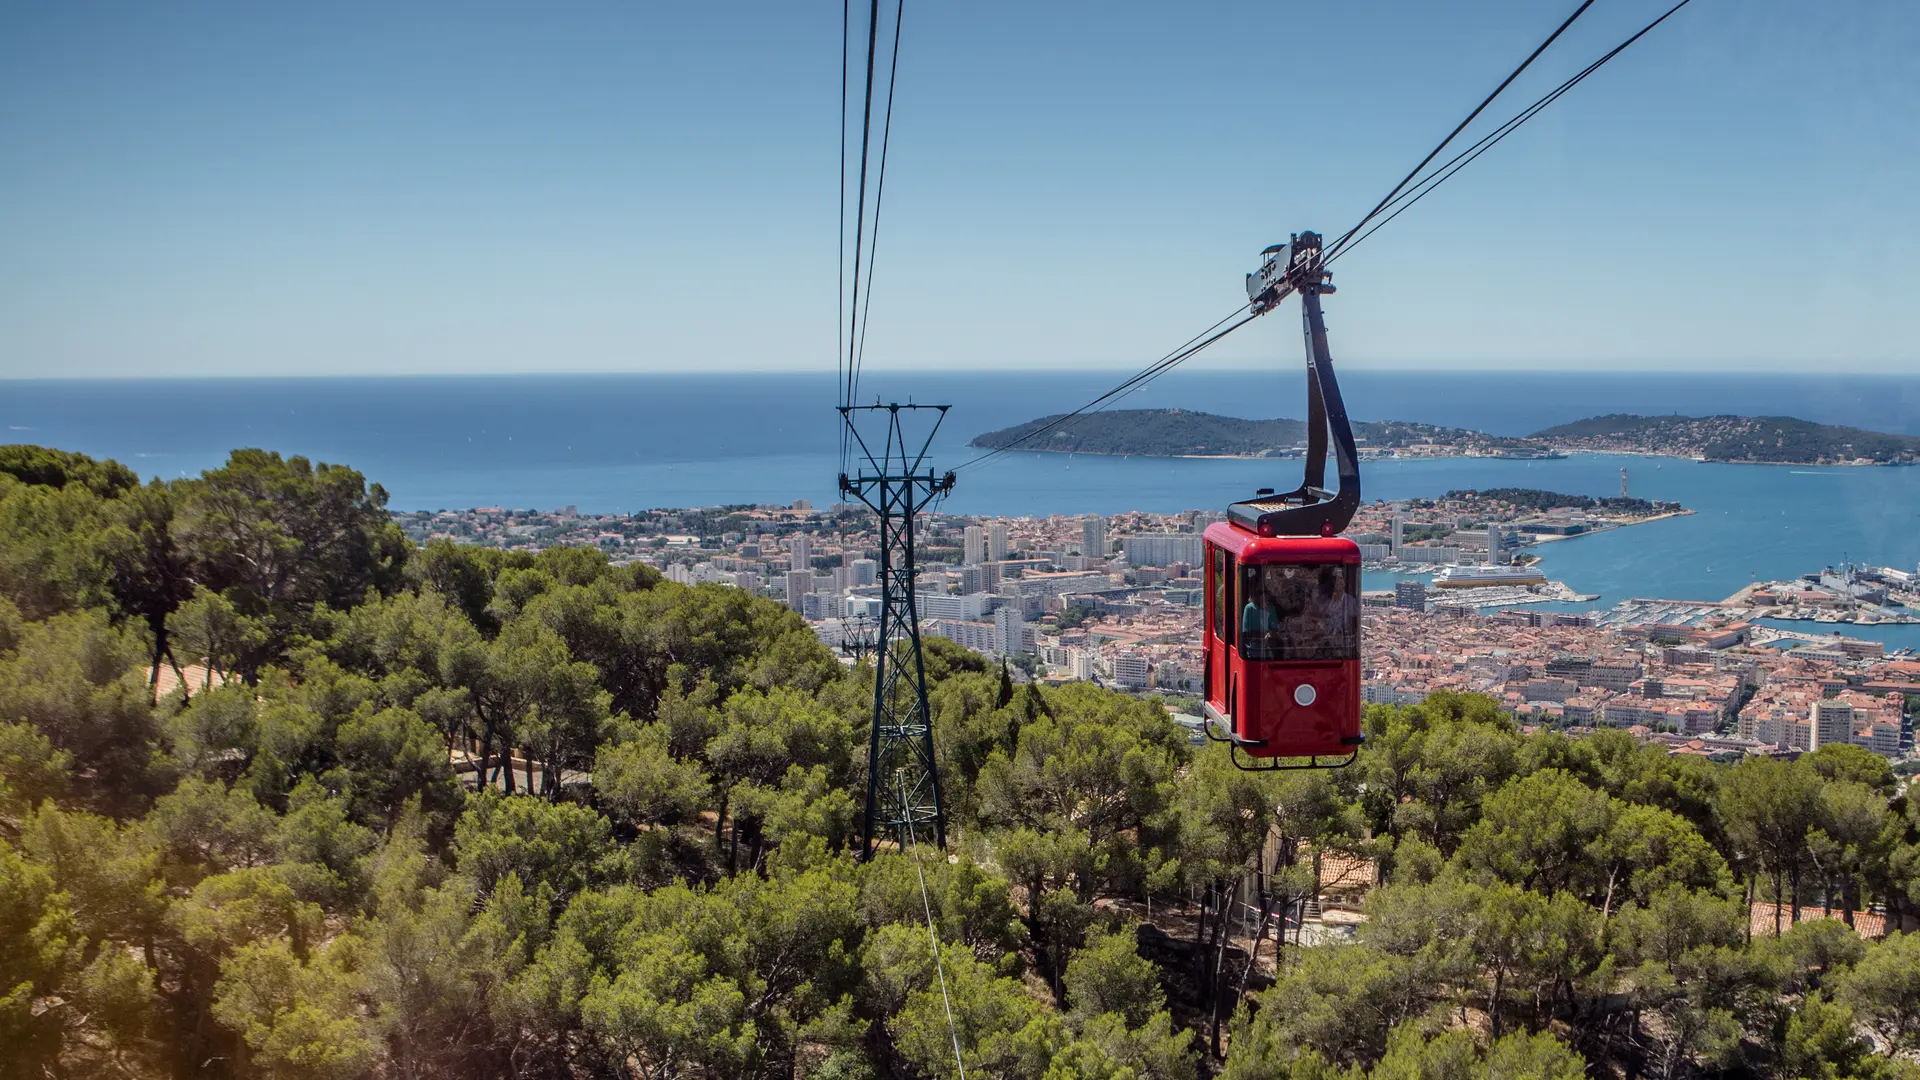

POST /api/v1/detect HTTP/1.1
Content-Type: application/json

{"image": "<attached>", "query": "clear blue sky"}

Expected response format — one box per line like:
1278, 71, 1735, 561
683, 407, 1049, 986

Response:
2, 0, 1915, 378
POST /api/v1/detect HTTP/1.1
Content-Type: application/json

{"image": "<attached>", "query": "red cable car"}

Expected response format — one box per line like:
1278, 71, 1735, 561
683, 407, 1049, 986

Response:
1202, 232, 1366, 769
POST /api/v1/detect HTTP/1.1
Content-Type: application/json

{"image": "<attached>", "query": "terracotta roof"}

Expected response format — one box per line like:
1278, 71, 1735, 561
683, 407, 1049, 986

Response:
1750, 902, 1886, 940
1317, 852, 1378, 893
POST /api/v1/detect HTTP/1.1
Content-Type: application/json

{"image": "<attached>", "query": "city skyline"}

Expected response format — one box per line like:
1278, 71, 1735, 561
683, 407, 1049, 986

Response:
3, 1, 1917, 378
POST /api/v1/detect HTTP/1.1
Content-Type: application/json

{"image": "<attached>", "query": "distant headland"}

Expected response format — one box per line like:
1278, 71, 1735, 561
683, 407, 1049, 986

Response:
970, 409, 1920, 466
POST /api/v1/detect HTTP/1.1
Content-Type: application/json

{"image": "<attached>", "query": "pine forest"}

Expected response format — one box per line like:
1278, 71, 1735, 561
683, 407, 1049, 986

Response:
3, 443, 1920, 1080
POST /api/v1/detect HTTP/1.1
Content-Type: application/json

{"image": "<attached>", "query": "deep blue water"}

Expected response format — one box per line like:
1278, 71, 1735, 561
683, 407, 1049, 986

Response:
5, 370, 1919, 647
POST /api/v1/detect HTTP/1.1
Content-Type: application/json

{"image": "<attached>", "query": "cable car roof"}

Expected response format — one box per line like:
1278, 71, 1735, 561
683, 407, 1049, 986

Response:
1203, 522, 1360, 564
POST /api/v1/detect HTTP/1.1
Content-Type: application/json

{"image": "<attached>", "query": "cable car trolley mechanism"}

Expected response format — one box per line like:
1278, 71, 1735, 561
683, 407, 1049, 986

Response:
1203, 231, 1366, 770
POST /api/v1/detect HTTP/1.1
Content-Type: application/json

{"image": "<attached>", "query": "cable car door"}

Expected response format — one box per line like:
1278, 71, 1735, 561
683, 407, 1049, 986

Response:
1205, 543, 1234, 720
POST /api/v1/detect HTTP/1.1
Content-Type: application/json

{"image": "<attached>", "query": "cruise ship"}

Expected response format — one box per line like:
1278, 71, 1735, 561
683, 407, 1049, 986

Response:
1431, 564, 1547, 589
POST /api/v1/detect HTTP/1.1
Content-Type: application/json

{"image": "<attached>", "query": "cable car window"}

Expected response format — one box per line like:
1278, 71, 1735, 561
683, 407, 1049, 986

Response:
1238, 562, 1359, 661
1211, 547, 1231, 643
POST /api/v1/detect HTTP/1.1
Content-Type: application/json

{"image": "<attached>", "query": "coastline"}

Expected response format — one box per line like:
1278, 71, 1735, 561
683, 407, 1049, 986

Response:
1381, 508, 1692, 574
1547, 447, 1911, 468
1521, 507, 1695, 546
966, 444, 1548, 462
967, 442, 1907, 469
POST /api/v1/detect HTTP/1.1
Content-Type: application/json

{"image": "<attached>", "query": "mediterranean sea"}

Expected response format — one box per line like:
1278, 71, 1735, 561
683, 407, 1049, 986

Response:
6, 370, 1920, 648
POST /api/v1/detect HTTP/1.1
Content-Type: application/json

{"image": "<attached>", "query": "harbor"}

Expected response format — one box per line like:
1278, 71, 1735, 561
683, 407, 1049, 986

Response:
1717, 563, 1920, 626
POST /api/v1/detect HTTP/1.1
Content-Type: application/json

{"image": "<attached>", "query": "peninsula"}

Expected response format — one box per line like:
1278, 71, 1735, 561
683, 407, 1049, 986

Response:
969, 409, 1547, 459
971, 409, 1920, 465
1535, 414, 1920, 464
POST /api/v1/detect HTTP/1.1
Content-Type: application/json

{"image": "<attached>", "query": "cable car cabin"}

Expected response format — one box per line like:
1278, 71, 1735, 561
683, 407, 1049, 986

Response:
1200, 230, 1362, 768
1202, 522, 1362, 766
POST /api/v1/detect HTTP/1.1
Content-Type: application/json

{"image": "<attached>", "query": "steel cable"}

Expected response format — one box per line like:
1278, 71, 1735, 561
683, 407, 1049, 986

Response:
904, 819, 967, 1080
952, 305, 1254, 471
850, 0, 905, 409
837, 0, 852, 472
1325, 0, 1597, 260
954, 1, 1598, 473
1330, 0, 1698, 264
844, 0, 882, 411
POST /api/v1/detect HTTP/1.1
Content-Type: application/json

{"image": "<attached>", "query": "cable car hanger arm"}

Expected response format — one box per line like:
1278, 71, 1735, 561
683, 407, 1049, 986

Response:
1228, 231, 1361, 539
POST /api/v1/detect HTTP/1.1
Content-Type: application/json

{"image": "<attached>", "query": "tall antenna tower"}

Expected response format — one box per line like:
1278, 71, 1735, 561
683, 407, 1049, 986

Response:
840, 404, 953, 856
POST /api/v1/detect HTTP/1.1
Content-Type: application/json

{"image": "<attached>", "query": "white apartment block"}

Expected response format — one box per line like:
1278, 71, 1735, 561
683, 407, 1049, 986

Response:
926, 618, 997, 655
1395, 546, 1463, 565
915, 591, 993, 621
1109, 653, 1151, 689
1809, 699, 1854, 750
1082, 516, 1106, 558
785, 570, 813, 612
994, 607, 1029, 656
1123, 533, 1204, 567
987, 523, 1011, 562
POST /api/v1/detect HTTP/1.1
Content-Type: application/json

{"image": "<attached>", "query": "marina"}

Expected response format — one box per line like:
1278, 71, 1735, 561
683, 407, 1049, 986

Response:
1592, 598, 1735, 631
1427, 580, 1598, 609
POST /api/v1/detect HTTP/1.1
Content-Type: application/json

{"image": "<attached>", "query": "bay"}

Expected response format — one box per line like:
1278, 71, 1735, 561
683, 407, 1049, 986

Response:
4, 370, 1918, 647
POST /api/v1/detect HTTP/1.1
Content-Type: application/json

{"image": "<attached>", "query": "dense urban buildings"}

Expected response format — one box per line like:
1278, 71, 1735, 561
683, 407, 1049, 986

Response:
390, 500, 1916, 762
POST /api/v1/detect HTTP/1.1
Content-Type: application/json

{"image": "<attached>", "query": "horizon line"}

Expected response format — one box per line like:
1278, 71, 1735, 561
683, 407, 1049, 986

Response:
5, 366, 1919, 383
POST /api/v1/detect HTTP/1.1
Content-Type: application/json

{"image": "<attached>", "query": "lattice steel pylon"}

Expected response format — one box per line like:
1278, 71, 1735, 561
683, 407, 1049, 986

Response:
838, 614, 877, 663
839, 403, 954, 857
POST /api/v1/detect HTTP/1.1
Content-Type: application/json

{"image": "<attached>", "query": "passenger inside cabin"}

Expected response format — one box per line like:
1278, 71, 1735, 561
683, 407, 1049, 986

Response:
1275, 577, 1313, 651
1241, 587, 1278, 636
1241, 571, 1305, 653
1317, 567, 1360, 652
1240, 563, 1359, 661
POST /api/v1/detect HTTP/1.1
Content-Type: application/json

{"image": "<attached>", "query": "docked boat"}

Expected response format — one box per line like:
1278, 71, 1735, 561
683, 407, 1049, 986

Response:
1431, 564, 1547, 589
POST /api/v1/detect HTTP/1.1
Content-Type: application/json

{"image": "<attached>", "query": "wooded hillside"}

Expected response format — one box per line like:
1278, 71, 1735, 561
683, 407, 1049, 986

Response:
969, 410, 1502, 457
1442, 488, 1671, 515
3, 443, 1919, 1080
967, 409, 1920, 465
1532, 415, 1920, 464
